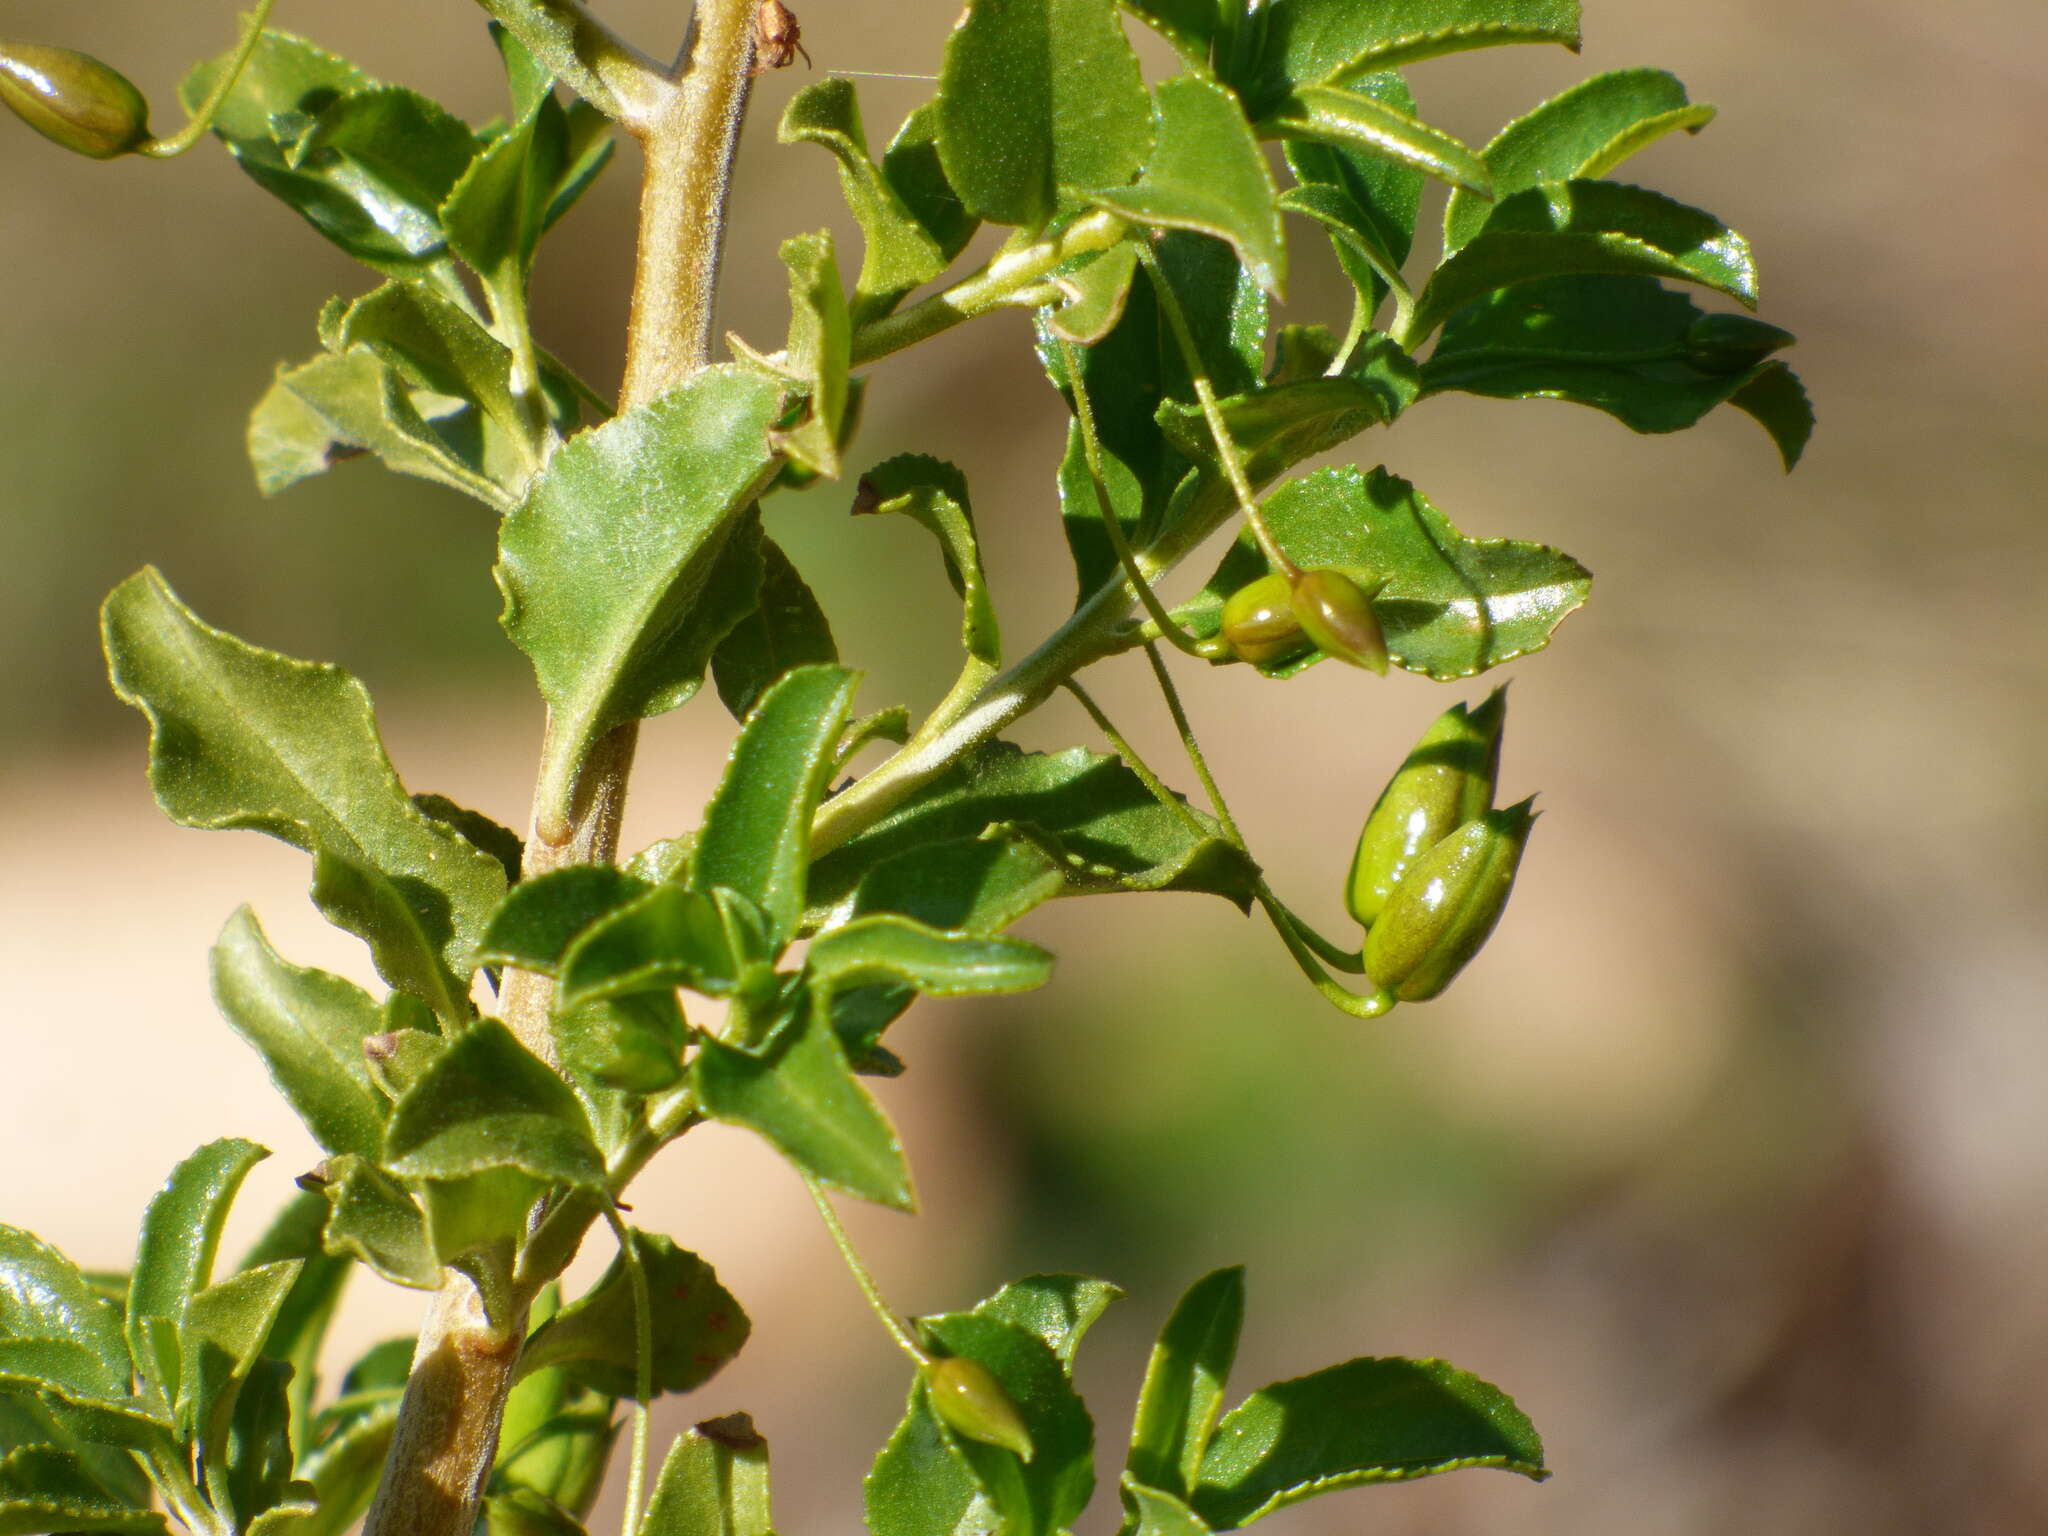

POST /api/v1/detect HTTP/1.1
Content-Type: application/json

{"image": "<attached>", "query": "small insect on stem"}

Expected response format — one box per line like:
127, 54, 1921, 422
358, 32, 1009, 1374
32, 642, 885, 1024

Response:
752, 0, 811, 75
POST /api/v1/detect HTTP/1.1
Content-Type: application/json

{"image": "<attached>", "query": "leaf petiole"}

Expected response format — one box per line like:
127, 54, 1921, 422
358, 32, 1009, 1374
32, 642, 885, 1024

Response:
141, 0, 281, 159
804, 1174, 929, 1366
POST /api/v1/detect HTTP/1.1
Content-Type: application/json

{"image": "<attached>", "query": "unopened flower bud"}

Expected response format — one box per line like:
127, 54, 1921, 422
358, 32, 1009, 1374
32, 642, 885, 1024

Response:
1291, 568, 1389, 675
1347, 689, 1506, 927
1363, 799, 1536, 1001
923, 1355, 1034, 1460
1219, 573, 1306, 666
0, 42, 150, 159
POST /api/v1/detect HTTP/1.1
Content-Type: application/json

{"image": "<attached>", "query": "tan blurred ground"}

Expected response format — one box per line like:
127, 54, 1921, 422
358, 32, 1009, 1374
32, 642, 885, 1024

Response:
3, 0, 2046, 1531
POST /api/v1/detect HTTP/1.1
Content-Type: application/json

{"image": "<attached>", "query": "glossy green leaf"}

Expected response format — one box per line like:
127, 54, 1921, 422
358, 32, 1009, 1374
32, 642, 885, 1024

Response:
711, 536, 839, 722
233, 1190, 350, 1460
445, 85, 613, 295
1128, 1267, 1243, 1497
1444, 67, 1714, 253
770, 231, 855, 478
0, 1228, 131, 1404
913, 1313, 1094, 1536
1726, 360, 1815, 471
857, 456, 1000, 670
693, 664, 861, 949
383, 1018, 605, 1189
479, 866, 655, 977
497, 366, 784, 835
520, 1231, 748, 1401
0, 1445, 167, 1535
973, 1275, 1121, 1367
1087, 77, 1286, 296
0, 1394, 153, 1512
212, 909, 387, 1160
177, 1259, 301, 1475
1190, 1356, 1546, 1525
1121, 1478, 1215, 1536
1156, 340, 1420, 492
936, 0, 1154, 229
128, 1139, 268, 1406
1185, 467, 1590, 679
865, 1381, 994, 1536
1422, 274, 1803, 459
223, 1358, 307, 1532
103, 570, 508, 1019
315, 1156, 439, 1290
1267, 83, 1491, 197
482, 1489, 591, 1536
555, 884, 748, 1007
882, 104, 981, 265
184, 33, 479, 268
1238, 0, 1581, 117
808, 915, 1053, 1007
1119, 0, 1216, 67
694, 992, 912, 1210
642, 1414, 773, 1536
812, 741, 1260, 918
849, 838, 1069, 937
779, 81, 948, 322
248, 344, 517, 509
1410, 179, 1757, 341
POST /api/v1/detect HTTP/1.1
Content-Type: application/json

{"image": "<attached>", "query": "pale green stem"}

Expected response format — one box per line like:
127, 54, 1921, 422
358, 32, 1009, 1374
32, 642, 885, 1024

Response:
850, 211, 1126, 366
139, 0, 279, 158
1133, 241, 1298, 579
473, 0, 669, 127
804, 1176, 929, 1366
602, 1206, 655, 1536
1140, 643, 1242, 844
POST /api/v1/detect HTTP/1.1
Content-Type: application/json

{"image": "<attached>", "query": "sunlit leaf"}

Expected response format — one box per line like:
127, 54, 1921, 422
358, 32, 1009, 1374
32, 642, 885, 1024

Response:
1128, 1267, 1243, 1497
382, 1018, 604, 1189
857, 456, 1001, 671
643, 1414, 773, 1536
1267, 83, 1491, 197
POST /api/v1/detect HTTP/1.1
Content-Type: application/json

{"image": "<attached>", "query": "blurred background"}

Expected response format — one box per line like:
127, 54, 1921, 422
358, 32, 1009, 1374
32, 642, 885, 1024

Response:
4, 0, 2045, 1531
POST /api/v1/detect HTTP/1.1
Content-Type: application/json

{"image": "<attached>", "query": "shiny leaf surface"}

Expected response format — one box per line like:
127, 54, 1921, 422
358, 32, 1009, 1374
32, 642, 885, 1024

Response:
382, 1018, 605, 1189
1268, 84, 1491, 197
1128, 1267, 1244, 1498
479, 866, 655, 977
806, 915, 1053, 1002
128, 1139, 269, 1406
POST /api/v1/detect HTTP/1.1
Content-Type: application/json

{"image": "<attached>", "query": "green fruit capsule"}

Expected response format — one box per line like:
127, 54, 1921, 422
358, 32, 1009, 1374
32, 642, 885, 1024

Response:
1363, 799, 1536, 1001
1220, 573, 1307, 666
1346, 688, 1507, 928
0, 42, 151, 159
1291, 568, 1389, 675
923, 1355, 1034, 1461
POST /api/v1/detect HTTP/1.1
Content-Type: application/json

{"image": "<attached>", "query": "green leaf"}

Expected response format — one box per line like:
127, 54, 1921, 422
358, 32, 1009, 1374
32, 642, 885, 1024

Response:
779, 81, 948, 323
212, 910, 387, 1160
496, 367, 785, 836
483, 1489, 592, 1536
1087, 77, 1286, 296
1409, 179, 1757, 342
1184, 467, 1590, 680
479, 866, 655, 977
1267, 83, 1491, 197
556, 989, 687, 1095
314, 1156, 439, 1290
444, 87, 613, 296
1238, 0, 1581, 117
232, 1190, 351, 1460
414, 795, 525, 886
494, 1300, 616, 1521
694, 992, 912, 1210
811, 741, 1260, 919
912, 1312, 1094, 1536
128, 1139, 269, 1407
1421, 274, 1801, 454
1443, 67, 1714, 254
936, 0, 1155, 229
297, 1395, 400, 1536
850, 839, 1068, 937
1128, 1268, 1243, 1497
865, 1381, 994, 1536
177, 1260, 301, 1476
0, 1445, 168, 1535
382, 1018, 605, 1189
248, 345, 517, 509
224, 1358, 307, 1532
882, 104, 981, 265
1119, 0, 1217, 68
1190, 1356, 1546, 1525
693, 664, 861, 949
711, 537, 839, 722
769, 231, 858, 481
642, 1414, 773, 1536
0, 1228, 131, 1404
1155, 341, 1420, 491
1726, 359, 1815, 471
184, 34, 480, 269
856, 456, 1000, 671
1121, 1478, 1215, 1536
807, 915, 1052, 1003
555, 884, 750, 1007
520, 1231, 748, 1401
103, 570, 508, 1020
1042, 242, 1140, 346
0, 1395, 153, 1511
972, 1275, 1121, 1367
